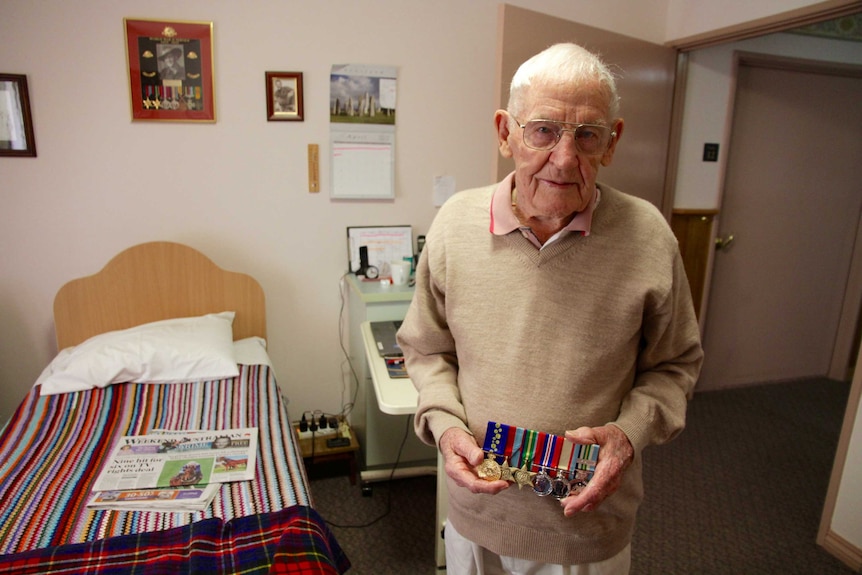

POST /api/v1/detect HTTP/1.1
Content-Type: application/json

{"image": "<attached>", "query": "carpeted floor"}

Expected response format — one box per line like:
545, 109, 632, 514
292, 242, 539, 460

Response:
308, 378, 858, 574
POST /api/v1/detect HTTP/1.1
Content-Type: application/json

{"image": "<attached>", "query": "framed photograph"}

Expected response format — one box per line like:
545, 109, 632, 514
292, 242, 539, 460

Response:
266, 72, 303, 121
124, 18, 215, 122
0, 74, 36, 157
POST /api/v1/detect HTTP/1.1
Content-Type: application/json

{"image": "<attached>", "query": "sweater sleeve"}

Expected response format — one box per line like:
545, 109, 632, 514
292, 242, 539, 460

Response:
611, 250, 704, 455
396, 215, 471, 447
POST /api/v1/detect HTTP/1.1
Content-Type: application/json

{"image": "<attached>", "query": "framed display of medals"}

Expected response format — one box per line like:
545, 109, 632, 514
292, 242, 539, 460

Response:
124, 18, 216, 122
0, 74, 37, 157
266, 72, 304, 122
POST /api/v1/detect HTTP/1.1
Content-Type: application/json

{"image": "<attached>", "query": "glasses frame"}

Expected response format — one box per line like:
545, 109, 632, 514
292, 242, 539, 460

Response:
511, 115, 616, 154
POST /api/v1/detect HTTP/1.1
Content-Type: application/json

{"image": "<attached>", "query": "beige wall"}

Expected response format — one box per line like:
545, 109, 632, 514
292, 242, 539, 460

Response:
0, 0, 841, 425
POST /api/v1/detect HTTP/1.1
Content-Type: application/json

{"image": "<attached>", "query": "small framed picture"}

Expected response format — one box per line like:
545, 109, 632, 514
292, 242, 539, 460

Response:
266, 72, 303, 121
124, 18, 216, 122
0, 74, 37, 157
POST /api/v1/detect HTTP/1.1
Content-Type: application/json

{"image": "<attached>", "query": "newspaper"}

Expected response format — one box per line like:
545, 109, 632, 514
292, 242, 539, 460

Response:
88, 428, 257, 511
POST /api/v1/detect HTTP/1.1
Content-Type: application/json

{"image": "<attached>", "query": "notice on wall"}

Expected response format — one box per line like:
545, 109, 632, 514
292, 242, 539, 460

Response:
330, 64, 397, 199
346, 225, 412, 274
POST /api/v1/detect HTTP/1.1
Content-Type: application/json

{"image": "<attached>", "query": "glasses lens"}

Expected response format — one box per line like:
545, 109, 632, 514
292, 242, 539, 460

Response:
573, 125, 609, 154
523, 121, 561, 150
522, 120, 610, 154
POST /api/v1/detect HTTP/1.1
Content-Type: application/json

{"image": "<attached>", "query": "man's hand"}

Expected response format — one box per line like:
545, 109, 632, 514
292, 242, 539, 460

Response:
560, 425, 634, 517
439, 428, 509, 495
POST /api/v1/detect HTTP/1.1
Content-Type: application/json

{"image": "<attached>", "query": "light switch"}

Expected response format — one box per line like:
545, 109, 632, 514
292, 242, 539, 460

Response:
703, 143, 719, 162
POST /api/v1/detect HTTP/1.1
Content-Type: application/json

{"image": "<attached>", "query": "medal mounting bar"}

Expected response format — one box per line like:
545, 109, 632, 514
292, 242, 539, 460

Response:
478, 421, 599, 500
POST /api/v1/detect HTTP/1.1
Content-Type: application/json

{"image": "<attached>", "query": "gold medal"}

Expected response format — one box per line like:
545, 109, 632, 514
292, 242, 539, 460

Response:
499, 458, 514, 482
477, 453, 502, 481
511, 464, 536, 489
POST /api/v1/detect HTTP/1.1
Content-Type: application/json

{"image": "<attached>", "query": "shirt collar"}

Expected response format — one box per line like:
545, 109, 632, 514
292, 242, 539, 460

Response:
489, 171, 601, 238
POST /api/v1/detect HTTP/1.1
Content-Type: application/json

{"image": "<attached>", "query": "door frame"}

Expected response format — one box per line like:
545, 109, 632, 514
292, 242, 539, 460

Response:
669, 1, 862, 51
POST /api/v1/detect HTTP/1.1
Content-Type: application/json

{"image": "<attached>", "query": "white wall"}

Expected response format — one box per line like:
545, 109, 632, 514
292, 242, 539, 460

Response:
0, 0, 669, 425
833, 382, 862, 557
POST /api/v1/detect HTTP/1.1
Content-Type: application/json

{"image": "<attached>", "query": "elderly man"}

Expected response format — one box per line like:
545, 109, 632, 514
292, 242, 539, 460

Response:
397, 43, 703, 574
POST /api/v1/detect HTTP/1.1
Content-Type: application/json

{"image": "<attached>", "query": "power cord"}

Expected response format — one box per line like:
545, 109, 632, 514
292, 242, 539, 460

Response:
323, 414, 411, 529
337, 272, 361, 421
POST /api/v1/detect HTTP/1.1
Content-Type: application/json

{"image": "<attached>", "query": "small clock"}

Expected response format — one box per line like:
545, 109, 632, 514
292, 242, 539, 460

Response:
364, 265, 379, 280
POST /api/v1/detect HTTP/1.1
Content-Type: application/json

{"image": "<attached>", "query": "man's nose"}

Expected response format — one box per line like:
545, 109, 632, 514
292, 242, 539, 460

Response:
549, 130, 581, 165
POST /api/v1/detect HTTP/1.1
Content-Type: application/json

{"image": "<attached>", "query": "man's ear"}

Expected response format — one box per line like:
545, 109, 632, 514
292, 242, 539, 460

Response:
600, 118, 624, 167
494, 110, 513, 159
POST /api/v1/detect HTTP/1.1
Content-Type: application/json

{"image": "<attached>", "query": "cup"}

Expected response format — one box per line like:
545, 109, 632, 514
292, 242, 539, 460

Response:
390, 260, 411, 286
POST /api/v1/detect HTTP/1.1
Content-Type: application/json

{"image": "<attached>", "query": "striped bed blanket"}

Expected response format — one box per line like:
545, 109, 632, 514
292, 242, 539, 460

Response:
0, 365, 349, 573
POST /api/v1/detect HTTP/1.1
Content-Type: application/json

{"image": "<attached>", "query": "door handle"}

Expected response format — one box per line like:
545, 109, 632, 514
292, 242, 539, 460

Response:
715, 234, 735, 251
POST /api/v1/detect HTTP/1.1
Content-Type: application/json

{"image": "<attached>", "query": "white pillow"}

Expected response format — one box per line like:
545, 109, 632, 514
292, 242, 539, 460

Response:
37, 311, 239, 396
233, 336, 272, 367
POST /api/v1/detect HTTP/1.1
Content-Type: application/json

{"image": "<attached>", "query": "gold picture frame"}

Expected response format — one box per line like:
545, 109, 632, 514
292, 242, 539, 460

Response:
124, 18, 216, 122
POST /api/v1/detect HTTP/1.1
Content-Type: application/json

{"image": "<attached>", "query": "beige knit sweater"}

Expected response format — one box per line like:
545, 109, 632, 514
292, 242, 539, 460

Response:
397, 182, 703, 565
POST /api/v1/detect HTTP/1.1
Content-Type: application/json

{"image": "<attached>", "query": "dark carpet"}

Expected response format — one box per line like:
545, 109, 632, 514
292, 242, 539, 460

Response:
308, 378, 858, 574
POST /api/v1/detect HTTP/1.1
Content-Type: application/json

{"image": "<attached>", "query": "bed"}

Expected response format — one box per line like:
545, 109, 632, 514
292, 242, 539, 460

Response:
0, 241, 350, 574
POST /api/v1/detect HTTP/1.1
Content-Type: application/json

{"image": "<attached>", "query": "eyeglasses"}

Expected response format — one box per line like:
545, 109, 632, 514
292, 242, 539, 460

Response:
512, 116, 615, 155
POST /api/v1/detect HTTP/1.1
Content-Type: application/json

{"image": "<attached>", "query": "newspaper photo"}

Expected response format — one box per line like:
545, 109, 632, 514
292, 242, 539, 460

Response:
92, 428, 257, 494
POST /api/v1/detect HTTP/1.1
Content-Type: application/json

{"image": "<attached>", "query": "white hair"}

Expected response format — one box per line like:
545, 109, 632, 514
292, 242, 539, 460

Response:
507, 43, 621, 121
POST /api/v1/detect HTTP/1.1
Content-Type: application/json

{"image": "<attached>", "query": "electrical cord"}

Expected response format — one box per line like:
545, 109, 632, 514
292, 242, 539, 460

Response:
323, 414, 412, 529
337, 272, 360, 420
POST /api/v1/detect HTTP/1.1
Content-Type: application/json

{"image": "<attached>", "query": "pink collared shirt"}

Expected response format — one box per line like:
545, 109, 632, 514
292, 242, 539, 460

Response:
489, 172, 600, 249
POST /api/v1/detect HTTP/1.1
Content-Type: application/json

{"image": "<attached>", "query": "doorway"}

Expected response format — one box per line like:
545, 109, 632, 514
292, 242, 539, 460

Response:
698, 55, 862, 390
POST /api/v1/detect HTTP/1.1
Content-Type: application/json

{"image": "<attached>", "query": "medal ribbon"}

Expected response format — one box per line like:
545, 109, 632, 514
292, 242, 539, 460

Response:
482, 421, 599, 478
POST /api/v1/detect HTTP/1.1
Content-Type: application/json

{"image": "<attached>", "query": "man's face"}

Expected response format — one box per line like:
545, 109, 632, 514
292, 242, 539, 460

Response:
495, 80, 623, 222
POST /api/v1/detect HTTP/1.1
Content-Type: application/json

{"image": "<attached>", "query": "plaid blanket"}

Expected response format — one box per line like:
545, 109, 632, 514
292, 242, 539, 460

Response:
0, 505, 349, 574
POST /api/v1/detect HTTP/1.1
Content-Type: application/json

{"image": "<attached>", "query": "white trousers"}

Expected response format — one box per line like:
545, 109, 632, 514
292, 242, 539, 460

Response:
444, 522, 631, 575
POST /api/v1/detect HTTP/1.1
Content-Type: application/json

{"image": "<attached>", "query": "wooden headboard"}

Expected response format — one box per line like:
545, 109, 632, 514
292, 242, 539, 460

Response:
53, 242, 266, 350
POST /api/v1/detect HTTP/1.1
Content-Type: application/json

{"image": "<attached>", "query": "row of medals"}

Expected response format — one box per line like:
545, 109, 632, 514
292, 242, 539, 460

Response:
477, 452, 591, 500
142, 95, 199, 111
142, 85, 200, 111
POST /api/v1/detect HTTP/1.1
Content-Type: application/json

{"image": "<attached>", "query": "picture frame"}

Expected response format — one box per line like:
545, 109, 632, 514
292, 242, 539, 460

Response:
124, 18, 216, 122
0, 74, 37, 157
266, 72, 303, 121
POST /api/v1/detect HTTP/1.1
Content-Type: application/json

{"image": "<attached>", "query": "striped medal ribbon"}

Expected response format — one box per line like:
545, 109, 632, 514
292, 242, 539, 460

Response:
480, 421, 599, 498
